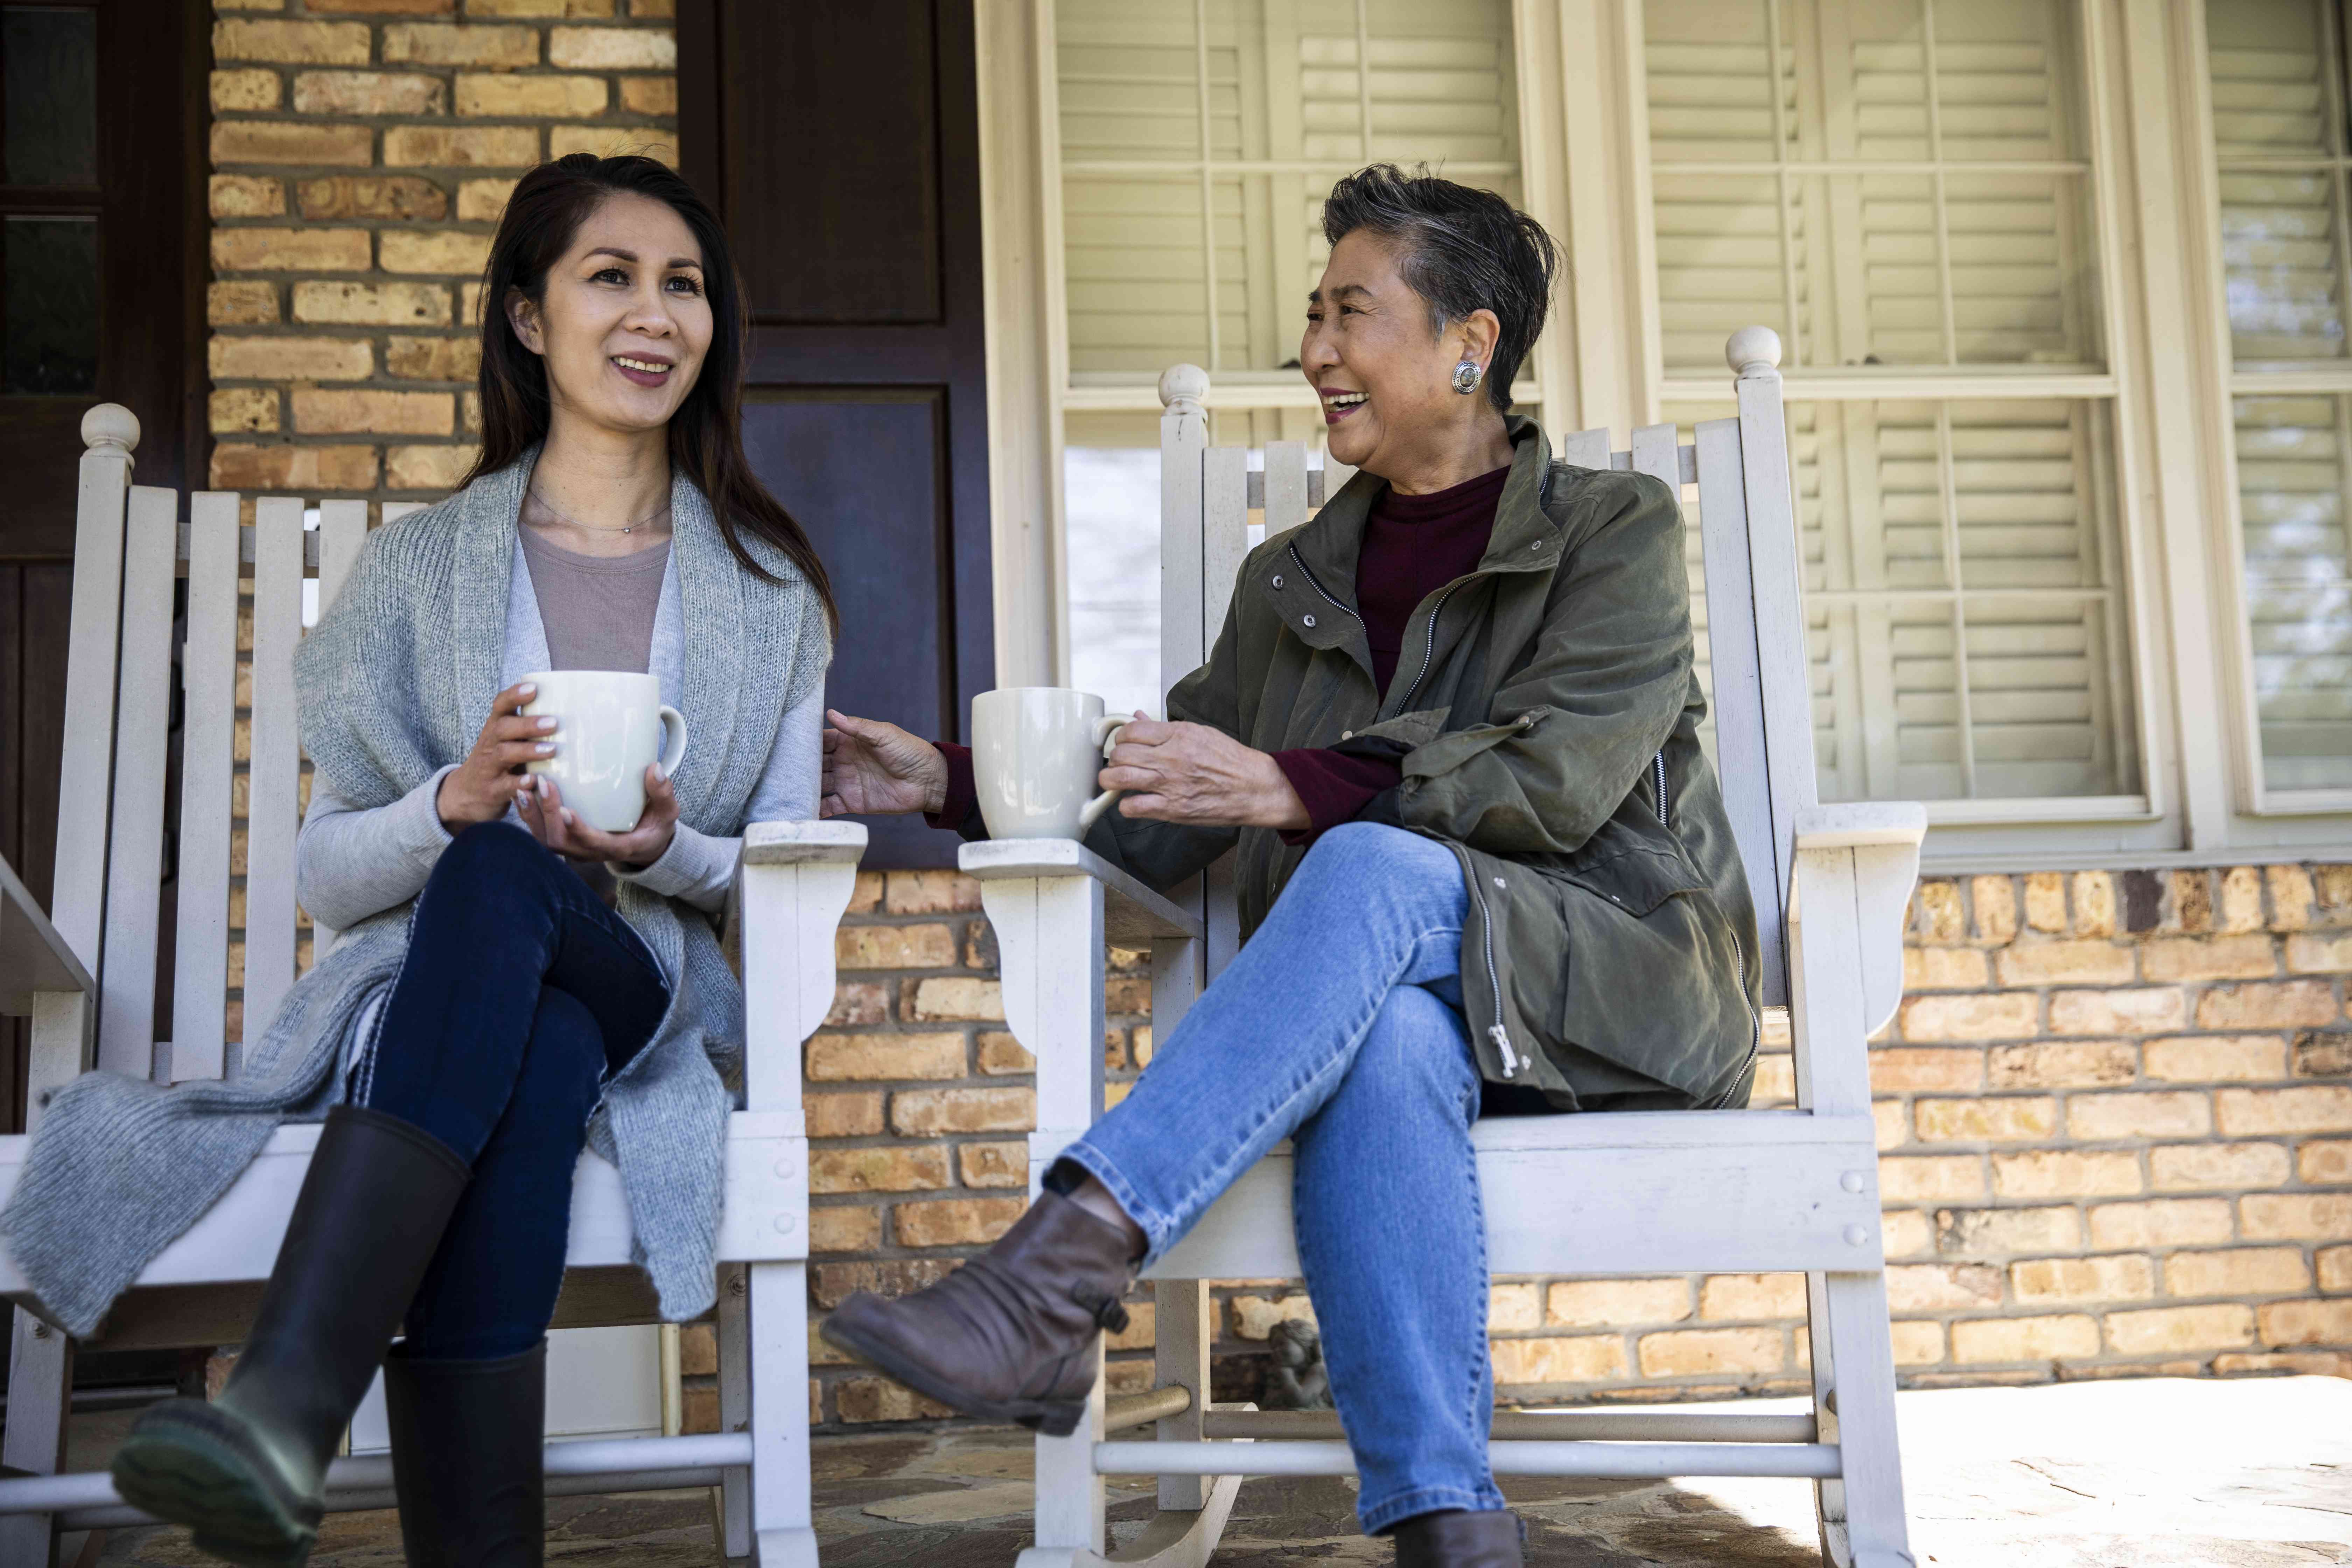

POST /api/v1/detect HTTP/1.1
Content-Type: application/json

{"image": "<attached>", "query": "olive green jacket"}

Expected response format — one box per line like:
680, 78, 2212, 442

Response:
1086, 416, 1761, 1110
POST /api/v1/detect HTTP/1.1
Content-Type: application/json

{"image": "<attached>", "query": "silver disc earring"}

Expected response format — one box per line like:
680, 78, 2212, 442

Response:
1451, 358, 1482, 395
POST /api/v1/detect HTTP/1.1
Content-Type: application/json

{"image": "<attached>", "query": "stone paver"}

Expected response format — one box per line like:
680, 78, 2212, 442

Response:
89, 1376, 2352, 1565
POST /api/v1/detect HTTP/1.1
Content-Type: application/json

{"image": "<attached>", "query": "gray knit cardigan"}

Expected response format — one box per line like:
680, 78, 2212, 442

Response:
0, 452, 830, 1337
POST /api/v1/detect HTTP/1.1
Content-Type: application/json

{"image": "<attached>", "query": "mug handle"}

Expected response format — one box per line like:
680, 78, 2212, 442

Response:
1077, 714, 1129, 832
656, 705, 690, 780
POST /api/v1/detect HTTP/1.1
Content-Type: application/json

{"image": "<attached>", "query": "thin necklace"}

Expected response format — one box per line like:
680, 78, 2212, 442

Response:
527, 487, 670, 536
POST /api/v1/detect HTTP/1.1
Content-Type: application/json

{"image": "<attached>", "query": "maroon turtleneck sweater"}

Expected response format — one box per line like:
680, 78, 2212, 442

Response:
931, 463, 1509, 840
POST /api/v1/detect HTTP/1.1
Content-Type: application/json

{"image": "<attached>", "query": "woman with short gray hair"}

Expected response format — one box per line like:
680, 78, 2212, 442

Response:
821, 164, 1759, 1567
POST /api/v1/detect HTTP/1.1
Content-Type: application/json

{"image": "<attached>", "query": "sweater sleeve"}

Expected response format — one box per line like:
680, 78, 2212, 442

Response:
295, 765, 459, 931
616, 684, 823, 914
1270, 748, 1405, 844
925, 741, 990, 841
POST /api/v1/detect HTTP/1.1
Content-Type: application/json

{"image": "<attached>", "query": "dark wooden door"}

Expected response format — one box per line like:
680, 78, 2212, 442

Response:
0, 0, 205, 1131
678, 0, 993, 869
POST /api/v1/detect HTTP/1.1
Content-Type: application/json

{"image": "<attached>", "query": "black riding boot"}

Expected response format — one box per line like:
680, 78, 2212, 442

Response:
384, 1341, 547, 1568
111, 1106, 471, 1567
1391, 1507, 1527, 1568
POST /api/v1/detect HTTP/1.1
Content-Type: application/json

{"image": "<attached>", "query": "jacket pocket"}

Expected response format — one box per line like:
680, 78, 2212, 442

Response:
1558, 848, 1709, 917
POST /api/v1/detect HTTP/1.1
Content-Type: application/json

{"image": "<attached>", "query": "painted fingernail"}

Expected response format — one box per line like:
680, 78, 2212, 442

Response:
561, 808, 575, 824
536, 743, 555, 755
537, 717, 557, 731
519, 683, 537, 695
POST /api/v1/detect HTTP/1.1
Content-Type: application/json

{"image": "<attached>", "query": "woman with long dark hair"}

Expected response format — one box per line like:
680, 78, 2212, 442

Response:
0, 154, 834, 1568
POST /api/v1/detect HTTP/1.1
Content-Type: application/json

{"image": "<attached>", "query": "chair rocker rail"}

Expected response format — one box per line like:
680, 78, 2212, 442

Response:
1091, 1439, 1843, 1481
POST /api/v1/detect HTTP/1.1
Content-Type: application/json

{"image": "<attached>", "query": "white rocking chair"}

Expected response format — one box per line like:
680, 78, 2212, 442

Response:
962, 328, 1923, 1568
0, 404, 862, 1567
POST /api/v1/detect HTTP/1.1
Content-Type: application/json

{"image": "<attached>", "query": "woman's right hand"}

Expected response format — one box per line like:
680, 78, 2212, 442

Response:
436, 680, 559, 832
821, 710, 947, 817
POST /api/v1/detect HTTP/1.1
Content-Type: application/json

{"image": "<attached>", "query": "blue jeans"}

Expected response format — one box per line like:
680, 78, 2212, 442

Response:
354, 822, 671, 1360
1059, 822, 1505, 1535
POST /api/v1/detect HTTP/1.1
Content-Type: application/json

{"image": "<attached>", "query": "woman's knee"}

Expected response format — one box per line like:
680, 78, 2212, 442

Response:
1282, 823, 1463, 932
1322, 985, 1477, 1121
420, 820, 561, 915
510, 987, 607, 1122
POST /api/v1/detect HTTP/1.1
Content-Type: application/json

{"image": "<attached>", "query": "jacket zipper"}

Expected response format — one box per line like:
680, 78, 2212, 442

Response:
1651, 751, 1670, 826
1463, 864, 1520, 1078
1286, 543, 1361, 624
1386, 582, 1463, 721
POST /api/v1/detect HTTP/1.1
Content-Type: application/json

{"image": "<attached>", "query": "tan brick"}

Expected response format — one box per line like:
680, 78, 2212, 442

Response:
212, 227, 371, 273
2299, 1139, 2352, 1184
2242, 1191, 2352, 1240
2087, 1198, 2234, 1250
2141, 934, 2277, 983
2198, 980, 2339, 1031
384, 125, 541, 168
1697, 1273, 1807, 1321
549, 24, 676, 67
2050, 987, 2186, 1036
894, 1196, 1025, 1248
456, 176, 519, 223
1874, 1098, 1908, 1149
2297, 1032, 2352, 1077
1972, 875, 2018, 943
1880, 1154, 1984, 1203
210, 387, 279, 434
834, 1376, 955, 1423
1891, 1321, 1946, 1365
836, 923, 957, 971
957, 1141, 1027, 1189
385, 444, 477, 491
2106, 1302, 2255, 1354
2175, 870, 2216, 933
884, 870, 983, 914
1869, 1048, 1984, 1094
298, 175, 448, 222
907, 978, 1002, 1022
1899, 992, 2038, 1042
889, 1086, 1035, 1137
632, 0, 676, 14
1488, 1283, 1541, 1331
1903, 947, 1989, 990
212, 68, 281, 112
1991, 1149, 2142, 1200
1230, 1294, 1316, 1340
455, 72, 608, 117
2217, 1350, 2352, 1376
1885, 1262, 2003, 1312
1988, 1040, 2136, 1089
1938, 1206, 2082, 1255
1914, 881, 1963, 941
379, 230, 495, 276
210, 281, 279, 325
803, 1092, 883, 1139
382, 21, 540, 66
292, 70, 447, 115
2320, 865, 2352, 915
210, 444, 377, 491
466, 0, 621, 13
1491, 1334, 1628, 1385
1884, 1210, 1935, 1257
548, 125, 680, 163
294, 388, 451, 436
2222, 866, 2267, 933
294, 280, 450, 326
1545, 1278, 1691, 1328
384, 336, 482, 382
975, 1031, 1033, 1075
1638, 1326, 1784, 1377
1996, 940, 2134, 987
2287, 930, 2352, 973
2072, 872, 2117, 937
809, 1146, 950, 1195
826, 982, 886, 1028
620, 74, 678, 114
808, 1199, 883, 1253
2269, 866, 2316, 932
2142, 1034, 2285, 1083
209, 335, 373, 382
210, 121, 374, 169
2259, 1298, 2352, 1346
2217, 1085, 2352, 1136
1951, 1313, 2099, 1363
804, 1031, 964, 1082
1915, 1097, 2056, 1143
2067, 1091, 2213, 1141
209, 174, 285, 219
2022, 871, 2066, 934
2009, 1254, 2154, 1304
810, 1259, 955, 1309
214, 18, 372, 64
2318, 1244, 2352, 1291
2164, 1247, 2310, 1298
2150, 1141, 2291, 1191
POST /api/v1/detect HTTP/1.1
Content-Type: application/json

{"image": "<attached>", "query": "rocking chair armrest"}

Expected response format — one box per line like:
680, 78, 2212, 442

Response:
1791, 801, 1927, 852
740, 819, 869, 866
959, 838, 1205, 945
0, 860, 92, 1015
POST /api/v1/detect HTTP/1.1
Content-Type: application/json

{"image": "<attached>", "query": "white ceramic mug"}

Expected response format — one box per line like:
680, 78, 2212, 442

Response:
521, 670, 688, 833
970, 687, 1131, 840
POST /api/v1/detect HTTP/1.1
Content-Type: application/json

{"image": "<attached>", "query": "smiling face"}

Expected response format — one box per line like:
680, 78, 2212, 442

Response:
1300, 228, 1500, 481
506, 191, 714, 438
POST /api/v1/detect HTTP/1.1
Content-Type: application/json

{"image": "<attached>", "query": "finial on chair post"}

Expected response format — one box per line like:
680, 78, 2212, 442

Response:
1726, 327, 1782, 381
81, 404, 140, 456
1158, 363, 1209, 413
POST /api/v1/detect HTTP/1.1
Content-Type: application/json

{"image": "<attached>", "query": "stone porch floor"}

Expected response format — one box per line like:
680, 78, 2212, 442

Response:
79, 1375, 2351, 1565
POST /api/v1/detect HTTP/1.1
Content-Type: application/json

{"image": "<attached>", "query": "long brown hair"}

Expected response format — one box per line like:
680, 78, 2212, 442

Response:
462, 153, 837, 630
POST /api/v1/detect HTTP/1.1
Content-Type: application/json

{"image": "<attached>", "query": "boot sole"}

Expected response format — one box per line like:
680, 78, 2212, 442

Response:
819, 1314, 1087, 1438
111, 1403, 317, 1568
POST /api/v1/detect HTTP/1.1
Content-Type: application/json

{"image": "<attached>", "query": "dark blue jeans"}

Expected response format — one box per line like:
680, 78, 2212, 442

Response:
354, 822, 671, 1360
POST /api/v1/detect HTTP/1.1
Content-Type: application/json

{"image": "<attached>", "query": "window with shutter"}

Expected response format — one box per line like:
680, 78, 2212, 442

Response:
2205, 0, 2352, 799
1648, 0, 2138, 812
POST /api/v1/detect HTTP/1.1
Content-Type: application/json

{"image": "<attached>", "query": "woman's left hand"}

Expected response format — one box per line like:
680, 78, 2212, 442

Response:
518, 764, 681, 867
1101, 716, 1309, 831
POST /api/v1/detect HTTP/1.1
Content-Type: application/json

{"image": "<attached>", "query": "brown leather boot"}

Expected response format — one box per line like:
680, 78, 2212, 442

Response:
819, 1189, 1137, 1437
1391, 1508, 1526, 1568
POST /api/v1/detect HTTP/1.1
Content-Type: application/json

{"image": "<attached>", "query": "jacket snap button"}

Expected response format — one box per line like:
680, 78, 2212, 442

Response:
1303, 614, 1317, 629
1493, 877, 1506, 889
1272, 574, 1284, 588
1342, 730, 1353, 740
